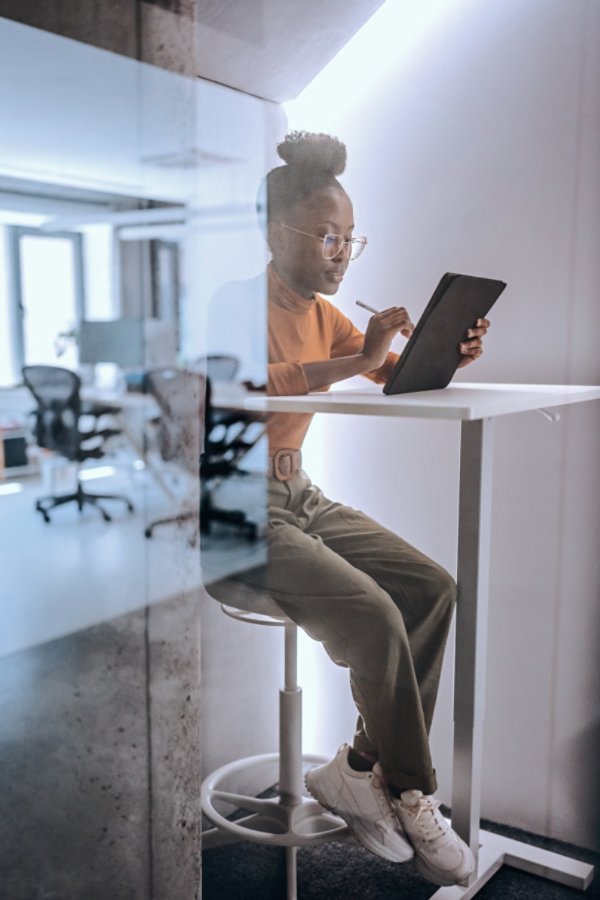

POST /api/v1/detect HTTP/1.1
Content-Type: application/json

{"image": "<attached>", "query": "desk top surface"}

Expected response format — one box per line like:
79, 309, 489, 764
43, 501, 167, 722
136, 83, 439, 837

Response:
214, 382, 600, 422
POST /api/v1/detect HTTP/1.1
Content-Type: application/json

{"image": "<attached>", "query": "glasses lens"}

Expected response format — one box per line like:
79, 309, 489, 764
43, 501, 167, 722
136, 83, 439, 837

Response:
322, 234, 344, 259
349, 238, 367, 261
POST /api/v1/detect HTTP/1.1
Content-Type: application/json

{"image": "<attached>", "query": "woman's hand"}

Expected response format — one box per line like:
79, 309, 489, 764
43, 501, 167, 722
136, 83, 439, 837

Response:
457, 318, 490, 368
361, 306, 414, 370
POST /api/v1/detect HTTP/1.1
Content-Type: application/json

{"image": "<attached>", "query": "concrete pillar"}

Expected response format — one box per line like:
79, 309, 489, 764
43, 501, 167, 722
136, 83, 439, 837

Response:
0, 0, 198, 75
0, 590, 202, 899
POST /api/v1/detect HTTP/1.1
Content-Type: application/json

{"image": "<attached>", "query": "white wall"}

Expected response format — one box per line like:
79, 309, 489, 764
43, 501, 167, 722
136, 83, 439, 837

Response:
287, 0, 600, 849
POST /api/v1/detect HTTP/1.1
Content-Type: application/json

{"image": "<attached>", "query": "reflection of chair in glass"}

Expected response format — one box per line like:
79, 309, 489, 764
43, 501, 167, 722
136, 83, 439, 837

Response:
201, 377, 263, 541
144, 367, 261, 541
22, 365, 134, 523
143, 368, 203, 539
193, 354, 243, 441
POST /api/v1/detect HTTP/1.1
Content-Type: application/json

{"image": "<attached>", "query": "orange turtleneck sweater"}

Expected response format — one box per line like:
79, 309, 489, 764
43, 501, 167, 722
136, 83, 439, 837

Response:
267, 264, 399, 455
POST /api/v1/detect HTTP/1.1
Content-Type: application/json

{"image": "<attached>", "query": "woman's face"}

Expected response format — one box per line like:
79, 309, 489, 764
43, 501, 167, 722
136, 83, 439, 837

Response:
269, 186, 355, 299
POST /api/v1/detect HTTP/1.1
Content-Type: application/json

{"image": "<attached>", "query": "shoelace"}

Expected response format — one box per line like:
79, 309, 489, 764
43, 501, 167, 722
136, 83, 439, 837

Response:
407, 796, 448, 841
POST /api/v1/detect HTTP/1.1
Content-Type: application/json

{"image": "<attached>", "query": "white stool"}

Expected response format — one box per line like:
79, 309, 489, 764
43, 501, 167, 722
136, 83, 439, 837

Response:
201, 585, 348, 900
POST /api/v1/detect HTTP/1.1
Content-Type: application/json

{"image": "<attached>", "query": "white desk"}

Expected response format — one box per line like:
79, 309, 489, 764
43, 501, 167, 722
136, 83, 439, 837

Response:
217, 381, 600, 897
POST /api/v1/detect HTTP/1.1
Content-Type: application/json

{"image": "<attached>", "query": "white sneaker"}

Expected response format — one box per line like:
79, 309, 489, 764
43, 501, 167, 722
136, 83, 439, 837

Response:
393, 789, 475, 886
304, 745, 413, 863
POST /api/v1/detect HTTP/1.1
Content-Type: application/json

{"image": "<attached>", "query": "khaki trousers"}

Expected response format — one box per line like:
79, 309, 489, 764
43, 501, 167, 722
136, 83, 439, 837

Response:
246, 469, 456, 795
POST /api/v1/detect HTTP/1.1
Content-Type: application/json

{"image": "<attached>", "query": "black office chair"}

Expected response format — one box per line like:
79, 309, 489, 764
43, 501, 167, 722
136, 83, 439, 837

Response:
143, 368, 261, 540
22, 365, 135, 523
143, 368, 204, 539
201, 377, 263, 541
193, 354, 243, 438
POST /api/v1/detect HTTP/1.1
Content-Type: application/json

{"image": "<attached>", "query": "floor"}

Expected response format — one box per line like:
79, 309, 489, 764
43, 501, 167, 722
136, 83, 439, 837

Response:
0, 449, 266, 657
203, 822, 600, 900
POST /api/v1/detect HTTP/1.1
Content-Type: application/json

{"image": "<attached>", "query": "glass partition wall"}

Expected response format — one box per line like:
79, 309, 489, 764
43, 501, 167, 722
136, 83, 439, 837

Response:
0, 15, 277, 897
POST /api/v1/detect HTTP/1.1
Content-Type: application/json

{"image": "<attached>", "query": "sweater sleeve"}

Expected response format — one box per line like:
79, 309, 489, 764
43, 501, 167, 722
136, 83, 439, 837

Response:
329, 302, 400, 385
268, 361, 310, 396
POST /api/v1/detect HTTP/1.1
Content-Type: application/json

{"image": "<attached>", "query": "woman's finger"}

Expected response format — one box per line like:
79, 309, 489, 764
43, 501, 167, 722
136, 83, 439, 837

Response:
459, 339, 483, 354
465, 326, 488, 338
377, 306, 409, 321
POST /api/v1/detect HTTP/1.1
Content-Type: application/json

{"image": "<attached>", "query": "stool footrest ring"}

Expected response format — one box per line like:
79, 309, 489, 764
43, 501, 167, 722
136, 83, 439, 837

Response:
202, 752, 348, 847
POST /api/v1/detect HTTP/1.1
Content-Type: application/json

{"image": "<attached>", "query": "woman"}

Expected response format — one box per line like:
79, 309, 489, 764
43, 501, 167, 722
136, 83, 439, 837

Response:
251, 131, 489, 886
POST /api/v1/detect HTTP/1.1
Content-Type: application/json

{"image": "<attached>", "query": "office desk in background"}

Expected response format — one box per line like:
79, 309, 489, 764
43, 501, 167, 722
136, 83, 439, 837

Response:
216, 381, 600, 899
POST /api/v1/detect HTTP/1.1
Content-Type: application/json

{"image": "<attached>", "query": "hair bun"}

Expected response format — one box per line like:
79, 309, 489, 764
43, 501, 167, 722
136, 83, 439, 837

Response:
277, 131, 347, 177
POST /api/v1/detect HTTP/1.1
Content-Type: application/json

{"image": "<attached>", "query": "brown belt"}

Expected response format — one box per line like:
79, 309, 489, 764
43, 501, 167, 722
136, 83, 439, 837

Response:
269, 449, 302, 481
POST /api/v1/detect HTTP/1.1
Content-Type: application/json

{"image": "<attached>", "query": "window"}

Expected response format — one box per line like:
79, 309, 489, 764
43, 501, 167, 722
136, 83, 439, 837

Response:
10, 226, 85, 374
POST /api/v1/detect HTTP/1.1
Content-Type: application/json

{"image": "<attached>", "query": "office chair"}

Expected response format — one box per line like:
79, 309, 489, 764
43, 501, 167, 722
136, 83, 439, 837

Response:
201, 376, 264, 541
143, 368, 204, 538
191, 355, 265, 540
193, 354, 243, 438
22, 365, 134, 523
144, 368, 261, 540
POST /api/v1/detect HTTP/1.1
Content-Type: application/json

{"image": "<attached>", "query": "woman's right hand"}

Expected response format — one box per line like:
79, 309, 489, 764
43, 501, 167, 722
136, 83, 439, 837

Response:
361, 306, 414, 369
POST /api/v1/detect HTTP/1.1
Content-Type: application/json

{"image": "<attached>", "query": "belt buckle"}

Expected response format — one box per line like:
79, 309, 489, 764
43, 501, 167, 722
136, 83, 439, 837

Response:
273, 448, 295, 482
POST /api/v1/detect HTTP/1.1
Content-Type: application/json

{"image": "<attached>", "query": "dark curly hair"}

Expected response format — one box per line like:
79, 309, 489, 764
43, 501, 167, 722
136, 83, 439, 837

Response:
259, 131, 347, 225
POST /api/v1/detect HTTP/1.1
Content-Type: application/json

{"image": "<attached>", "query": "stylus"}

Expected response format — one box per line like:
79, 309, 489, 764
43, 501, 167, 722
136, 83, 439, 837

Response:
355, 300, 380, 314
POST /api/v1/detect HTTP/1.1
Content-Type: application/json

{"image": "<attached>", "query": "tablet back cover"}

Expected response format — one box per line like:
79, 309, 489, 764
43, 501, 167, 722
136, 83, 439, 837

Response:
383, 273, 506, 395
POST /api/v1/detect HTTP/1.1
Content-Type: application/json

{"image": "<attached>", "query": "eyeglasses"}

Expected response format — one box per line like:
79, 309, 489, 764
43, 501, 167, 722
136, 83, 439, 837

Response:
279, 223, 368, 261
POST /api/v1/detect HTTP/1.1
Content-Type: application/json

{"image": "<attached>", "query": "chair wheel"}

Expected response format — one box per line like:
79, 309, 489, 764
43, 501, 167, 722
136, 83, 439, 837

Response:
144, 527, 153, 539
101, 510, 112, 522
127, 502, 135, 513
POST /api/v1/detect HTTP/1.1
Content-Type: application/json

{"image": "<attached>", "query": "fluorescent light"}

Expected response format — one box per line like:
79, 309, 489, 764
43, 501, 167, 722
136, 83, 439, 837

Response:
0, 482, 23, 496
41, 205, 187, 232
0, 210, 48, 227
79, 465, 116, 481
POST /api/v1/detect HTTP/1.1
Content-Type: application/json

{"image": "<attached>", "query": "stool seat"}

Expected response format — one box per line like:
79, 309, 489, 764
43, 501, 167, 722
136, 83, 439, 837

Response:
207, 575, 285, 619
202, 580, 349, 899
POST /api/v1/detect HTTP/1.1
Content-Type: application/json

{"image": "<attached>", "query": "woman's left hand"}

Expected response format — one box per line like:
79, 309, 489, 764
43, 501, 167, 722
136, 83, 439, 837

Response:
457, 318, 490, 368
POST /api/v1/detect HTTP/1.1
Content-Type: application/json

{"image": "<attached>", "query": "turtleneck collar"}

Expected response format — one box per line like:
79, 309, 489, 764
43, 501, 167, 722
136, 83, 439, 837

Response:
268, 262, 316, 314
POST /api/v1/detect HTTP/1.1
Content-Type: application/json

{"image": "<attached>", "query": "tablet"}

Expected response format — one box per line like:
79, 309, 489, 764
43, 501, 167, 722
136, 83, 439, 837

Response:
383, 272, 506, 395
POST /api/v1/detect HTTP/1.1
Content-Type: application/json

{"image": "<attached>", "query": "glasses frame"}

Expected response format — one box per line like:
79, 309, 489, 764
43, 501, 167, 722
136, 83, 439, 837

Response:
278, 222, 367, 261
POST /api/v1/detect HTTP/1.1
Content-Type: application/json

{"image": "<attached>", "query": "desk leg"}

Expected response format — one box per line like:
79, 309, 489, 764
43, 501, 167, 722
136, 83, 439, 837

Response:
430, 418, 593, 897
452, 418, 494, 859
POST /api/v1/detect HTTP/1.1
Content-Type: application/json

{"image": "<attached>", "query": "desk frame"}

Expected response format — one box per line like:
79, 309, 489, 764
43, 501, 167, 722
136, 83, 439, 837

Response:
216, 383, 598, 895
440, 418, 593, 896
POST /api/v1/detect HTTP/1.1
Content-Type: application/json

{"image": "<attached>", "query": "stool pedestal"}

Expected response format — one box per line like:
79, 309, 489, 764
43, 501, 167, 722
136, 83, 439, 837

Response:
201, 607, 348, 899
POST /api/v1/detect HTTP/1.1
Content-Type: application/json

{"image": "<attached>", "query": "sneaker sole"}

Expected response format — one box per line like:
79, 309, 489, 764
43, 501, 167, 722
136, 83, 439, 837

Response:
304, 774, 414, 863
415, 851, 474, 886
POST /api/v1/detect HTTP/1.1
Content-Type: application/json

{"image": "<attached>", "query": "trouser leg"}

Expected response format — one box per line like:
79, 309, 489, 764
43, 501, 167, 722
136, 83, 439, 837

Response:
246, 472, 455, 794
311, 493, 457, 736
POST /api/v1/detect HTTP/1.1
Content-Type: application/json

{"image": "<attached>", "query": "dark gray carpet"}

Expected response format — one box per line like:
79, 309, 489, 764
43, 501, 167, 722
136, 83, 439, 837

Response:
203, 819, 600, 899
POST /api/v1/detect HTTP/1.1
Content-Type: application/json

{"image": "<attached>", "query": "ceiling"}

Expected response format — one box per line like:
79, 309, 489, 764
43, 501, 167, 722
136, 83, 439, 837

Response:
0, 0, 386, 103
194, 0, 386, 102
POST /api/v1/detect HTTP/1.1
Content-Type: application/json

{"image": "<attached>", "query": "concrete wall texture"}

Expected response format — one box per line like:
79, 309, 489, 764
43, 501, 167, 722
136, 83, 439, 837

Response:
0, 591, 202, 899
0, 0, 198, 76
